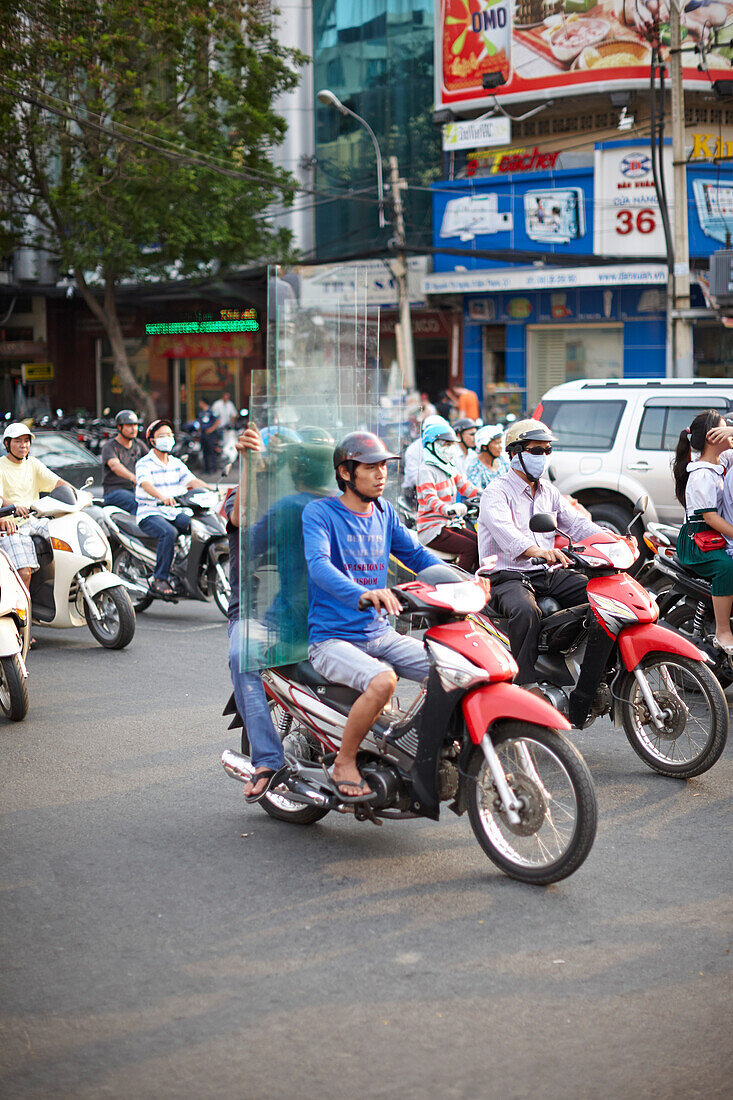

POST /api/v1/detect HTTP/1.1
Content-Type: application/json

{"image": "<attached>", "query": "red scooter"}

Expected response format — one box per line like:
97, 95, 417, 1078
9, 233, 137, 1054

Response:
483, 508, 728, 779
222, 563, 597, 885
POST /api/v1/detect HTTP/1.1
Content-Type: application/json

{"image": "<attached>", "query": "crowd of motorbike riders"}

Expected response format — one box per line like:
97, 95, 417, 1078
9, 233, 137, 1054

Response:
2, 401, 732, 807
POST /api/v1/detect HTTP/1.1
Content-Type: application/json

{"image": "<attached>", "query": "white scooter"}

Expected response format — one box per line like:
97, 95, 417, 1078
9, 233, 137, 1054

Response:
26, 482, 136, 649
0, 506, 31, 720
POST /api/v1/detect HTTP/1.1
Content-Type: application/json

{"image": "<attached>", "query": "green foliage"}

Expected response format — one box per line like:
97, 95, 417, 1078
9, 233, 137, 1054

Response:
0, 0, 307, 281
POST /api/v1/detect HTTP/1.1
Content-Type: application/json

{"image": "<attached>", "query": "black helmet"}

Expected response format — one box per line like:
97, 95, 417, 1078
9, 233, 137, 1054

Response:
333, 431, 397, 470
145, 417, 174, 446
333, 431, 397, 498
115, 409, 139, 427
453, 417, 477, 434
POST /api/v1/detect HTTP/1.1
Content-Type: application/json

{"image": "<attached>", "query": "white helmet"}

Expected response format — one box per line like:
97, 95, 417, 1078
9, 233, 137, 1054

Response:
3, 422, 35, 445
474, 425, 503, 451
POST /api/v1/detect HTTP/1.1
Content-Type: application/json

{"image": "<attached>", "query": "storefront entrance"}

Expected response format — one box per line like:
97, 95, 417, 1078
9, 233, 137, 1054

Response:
526, 324, 623, 408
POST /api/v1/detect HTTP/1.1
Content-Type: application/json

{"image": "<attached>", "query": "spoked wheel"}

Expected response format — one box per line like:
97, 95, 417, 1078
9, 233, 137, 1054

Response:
466, 722, 597, 885
663, 601, 733, 689
86, 585, 136, 649
618, 653, 728, 778
113, 547, 154, 612
0, 654, 28, 721
210, 553, 230, 618
257, 700, 330, 825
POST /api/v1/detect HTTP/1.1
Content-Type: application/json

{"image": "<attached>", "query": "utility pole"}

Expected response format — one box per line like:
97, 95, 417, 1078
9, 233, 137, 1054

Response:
388, 155, 416, 391
669, 1, 694, 376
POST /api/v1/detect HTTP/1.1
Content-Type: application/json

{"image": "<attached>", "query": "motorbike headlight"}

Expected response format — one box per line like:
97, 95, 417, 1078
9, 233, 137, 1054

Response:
77, 519, 108, 559
426, 639, 490, 692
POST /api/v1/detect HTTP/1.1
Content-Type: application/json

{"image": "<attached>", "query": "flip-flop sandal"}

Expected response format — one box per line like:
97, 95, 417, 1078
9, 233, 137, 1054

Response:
327, 771, 377, 804
150, 580, 176, 600
243, 764, 290, 804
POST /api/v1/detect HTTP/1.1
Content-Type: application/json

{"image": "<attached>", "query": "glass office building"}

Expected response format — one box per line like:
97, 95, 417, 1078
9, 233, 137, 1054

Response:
313, 0, 440, 259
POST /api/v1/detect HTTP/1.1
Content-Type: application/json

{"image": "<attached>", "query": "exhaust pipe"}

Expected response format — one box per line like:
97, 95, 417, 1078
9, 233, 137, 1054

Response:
221, 749, 255, 783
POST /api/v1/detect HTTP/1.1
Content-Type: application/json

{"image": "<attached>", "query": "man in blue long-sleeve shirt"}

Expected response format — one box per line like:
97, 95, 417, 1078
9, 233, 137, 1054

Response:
302, 432, 441, 801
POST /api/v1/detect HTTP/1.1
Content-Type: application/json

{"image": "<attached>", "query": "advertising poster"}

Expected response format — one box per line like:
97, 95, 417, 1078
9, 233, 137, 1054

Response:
593, 142, 674, 258
437, 0, 733, 109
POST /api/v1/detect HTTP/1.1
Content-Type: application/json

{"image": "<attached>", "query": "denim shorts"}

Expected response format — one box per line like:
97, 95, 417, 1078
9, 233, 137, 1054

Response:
309, 629, 429, 694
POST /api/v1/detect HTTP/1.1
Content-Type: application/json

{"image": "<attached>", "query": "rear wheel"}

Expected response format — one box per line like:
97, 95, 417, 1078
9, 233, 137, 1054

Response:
466, 722, 597, 885
258, 700, 330, 825
0, 654, 28, 721
86, 585, 136, 649
113, 547, 154, 612
618, 653, 728, 777
664, 602, 733, 689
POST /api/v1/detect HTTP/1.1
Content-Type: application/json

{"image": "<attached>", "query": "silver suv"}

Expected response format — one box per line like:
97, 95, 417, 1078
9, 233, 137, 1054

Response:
533, 379, 733, 529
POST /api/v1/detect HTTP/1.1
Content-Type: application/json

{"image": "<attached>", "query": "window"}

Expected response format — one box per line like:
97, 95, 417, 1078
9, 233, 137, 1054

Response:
636, 400, 730, 451
542, 399, 626, 451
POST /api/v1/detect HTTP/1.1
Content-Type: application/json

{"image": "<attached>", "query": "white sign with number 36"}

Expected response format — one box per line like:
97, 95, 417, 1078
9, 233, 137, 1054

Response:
593, 143, 674, 259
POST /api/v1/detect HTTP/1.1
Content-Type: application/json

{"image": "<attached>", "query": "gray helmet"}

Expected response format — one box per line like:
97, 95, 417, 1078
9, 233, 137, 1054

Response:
115, 409, 139, 427
333, 431, 397, 470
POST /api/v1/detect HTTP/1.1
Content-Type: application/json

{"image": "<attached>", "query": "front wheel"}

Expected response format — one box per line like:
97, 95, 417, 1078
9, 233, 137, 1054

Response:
210, 552, 230, 619
466, 722, 597, 885
0, 654, 28, 721
618, 653, 728, 778
86, 585, 136, 649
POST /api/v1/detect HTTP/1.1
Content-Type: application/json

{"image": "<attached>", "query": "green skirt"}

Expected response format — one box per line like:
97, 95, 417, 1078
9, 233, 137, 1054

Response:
677, 524, 733, 597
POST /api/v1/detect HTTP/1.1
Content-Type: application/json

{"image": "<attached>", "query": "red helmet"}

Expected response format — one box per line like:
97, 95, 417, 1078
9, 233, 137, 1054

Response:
145, 418, 174, 446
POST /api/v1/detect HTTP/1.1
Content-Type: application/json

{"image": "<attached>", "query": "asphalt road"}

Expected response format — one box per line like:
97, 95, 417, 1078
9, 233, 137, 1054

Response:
1, 601, 732, 1099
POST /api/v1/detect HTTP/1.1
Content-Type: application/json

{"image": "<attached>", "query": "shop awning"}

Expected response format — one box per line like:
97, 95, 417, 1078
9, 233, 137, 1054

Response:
422, 264, 668, 296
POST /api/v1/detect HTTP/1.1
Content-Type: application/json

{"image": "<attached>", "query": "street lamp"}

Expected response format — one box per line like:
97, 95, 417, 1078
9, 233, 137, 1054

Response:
317, 89, 386, 229
317, 88, 416, 390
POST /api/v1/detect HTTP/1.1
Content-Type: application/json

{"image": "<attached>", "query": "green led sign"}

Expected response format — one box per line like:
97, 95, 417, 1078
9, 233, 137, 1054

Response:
146, 319, 259, 334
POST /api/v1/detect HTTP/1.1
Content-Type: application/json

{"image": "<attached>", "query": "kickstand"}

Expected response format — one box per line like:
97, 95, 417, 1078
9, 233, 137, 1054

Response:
354, 803, 382, 826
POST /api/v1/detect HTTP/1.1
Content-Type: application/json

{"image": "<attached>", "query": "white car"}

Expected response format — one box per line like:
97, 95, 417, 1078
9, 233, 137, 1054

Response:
533, 378, 733, 529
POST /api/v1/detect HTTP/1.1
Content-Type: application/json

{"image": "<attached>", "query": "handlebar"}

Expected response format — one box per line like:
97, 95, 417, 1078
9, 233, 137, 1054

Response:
0, 505, 17, 518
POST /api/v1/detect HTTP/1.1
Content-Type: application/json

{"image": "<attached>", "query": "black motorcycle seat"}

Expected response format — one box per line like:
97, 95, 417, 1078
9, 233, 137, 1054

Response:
278, 661, 361, 708
115, 513, 156, 542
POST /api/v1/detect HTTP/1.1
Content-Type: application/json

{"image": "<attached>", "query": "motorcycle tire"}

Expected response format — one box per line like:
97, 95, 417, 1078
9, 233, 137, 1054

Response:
112, 548, 154, 612
210, 552, 230, 619
258, 701, 330, 825
0, 654, 29, 722
465, 721, 597, 885
86, 585, 136, 650
618, 652, 728, 778
663, 602, 733, 690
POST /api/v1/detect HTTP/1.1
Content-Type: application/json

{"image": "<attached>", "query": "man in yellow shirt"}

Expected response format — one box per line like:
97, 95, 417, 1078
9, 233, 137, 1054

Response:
0, 423, 70, 589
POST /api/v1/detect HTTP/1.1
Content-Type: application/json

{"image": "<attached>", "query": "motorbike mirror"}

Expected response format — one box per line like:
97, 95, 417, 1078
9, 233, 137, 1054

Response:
547, 464, 557, 483
529, 512, 557, 534
56, 408, 63, 417
240, 407, 248, 416
83, 477, 93, 488
633, 494, 648, 515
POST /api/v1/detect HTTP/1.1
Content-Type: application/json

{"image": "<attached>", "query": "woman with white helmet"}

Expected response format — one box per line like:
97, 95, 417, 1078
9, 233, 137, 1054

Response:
415, 420, 481, 571
466, 424, 510, 490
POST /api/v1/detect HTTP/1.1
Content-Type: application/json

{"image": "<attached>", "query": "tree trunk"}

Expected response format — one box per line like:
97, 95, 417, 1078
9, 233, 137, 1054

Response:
74, 269, 157, 422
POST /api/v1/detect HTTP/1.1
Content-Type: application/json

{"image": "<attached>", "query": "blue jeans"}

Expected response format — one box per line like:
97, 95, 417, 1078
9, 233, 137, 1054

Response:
138, 512, 191, 580
104, 488, 137, 513
228, 620, 284, 771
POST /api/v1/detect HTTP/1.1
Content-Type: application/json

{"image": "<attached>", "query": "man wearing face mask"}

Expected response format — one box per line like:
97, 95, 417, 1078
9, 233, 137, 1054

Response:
477, 419, 601, 689
135, 418, 216, 599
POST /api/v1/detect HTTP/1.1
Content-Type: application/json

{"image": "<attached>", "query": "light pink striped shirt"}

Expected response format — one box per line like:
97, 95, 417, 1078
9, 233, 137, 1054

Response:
477, 470, 598, 571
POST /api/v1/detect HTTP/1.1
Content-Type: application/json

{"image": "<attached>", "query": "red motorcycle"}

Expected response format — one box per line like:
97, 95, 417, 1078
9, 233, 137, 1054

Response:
483, 509, 728, 779
222, 564, 597, 886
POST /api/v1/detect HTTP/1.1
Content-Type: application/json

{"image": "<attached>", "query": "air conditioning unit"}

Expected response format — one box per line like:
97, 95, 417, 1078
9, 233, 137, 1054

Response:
708, 250, 733, 301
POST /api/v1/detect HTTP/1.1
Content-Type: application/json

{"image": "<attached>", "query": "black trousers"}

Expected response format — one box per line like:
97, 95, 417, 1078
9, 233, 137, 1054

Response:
490, 568, 589, 685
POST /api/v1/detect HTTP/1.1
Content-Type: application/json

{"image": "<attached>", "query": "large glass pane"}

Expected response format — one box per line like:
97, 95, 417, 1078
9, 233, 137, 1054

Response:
237, 264, 405, 671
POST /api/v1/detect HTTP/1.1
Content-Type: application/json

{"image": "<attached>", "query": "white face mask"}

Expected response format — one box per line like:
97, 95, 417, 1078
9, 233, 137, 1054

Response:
155, 436, 175, 453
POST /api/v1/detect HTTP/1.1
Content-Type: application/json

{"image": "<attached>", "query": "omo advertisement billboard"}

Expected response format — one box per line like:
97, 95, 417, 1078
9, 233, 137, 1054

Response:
436, 0, 733, 109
